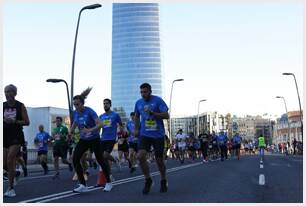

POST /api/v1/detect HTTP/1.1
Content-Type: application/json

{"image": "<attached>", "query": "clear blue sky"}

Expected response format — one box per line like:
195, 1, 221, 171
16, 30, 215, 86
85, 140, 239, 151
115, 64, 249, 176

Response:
3, 1, 303, 118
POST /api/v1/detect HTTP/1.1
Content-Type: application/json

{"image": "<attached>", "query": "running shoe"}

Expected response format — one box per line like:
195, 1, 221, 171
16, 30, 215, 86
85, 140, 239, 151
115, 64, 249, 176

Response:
73, 184, 88, 193
4, 188, 16, 197
160, 179, 168, 193
142, 178, 153, 195
103, 183, 113, 192
130, 167, 136, 174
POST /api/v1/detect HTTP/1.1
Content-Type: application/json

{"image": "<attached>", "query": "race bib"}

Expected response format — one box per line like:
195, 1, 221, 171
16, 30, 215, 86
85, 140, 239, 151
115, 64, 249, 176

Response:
39, 142, 44, 147
103, 119, 112, 128
81, 130, 92, 139
4, 108, 17, 121
145, 119, 157, 131
55, 134, 60, 141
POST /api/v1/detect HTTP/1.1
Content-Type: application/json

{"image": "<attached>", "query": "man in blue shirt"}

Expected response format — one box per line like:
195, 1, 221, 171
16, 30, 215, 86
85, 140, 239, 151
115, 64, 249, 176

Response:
34, 125, 51, 174
100, 98, 123, 174
217, 131, 228, 161
134, 83, 169, 194
233, 132, 242, 160
127, 112, 137, 173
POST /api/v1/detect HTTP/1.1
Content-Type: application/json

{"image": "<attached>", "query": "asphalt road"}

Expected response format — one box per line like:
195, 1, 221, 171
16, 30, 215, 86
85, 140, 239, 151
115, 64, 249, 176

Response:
3, 154, 303, 203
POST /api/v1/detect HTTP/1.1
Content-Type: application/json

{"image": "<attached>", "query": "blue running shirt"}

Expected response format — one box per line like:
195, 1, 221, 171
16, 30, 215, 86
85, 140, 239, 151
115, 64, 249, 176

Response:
126, 120, 137, 143
35, 131, 50, 151
134, 95, 168, 139
100, 111, 122, 141
73, 107, 100, 140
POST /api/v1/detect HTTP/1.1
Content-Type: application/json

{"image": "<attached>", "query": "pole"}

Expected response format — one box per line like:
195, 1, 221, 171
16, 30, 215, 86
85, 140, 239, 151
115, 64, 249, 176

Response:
169, 81, 175, 143
63, 80, 73, 126
197, 99, 206, 137
292, 74, 303, 143
71, 10, 82, 112
70, 4, 101, 113
168, 79, 184, 143
281, 97, 291, 146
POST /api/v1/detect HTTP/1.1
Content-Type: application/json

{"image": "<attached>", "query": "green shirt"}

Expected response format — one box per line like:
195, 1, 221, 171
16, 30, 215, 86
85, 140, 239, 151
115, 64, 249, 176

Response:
52, 125, 68, 146
258, 136, 266, 148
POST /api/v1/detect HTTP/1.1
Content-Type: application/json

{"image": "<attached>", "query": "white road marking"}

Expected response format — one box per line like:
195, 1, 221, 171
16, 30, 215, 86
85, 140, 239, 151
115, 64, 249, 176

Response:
259, 174, 265, 185
20, 162, 202, 203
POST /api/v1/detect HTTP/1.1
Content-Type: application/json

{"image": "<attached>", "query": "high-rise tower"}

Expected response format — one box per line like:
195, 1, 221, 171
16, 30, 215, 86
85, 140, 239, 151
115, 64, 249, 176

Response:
112, 3, 162, 122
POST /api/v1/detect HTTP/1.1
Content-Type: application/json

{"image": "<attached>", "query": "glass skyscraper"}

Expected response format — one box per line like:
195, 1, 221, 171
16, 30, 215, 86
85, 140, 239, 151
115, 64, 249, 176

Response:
112, 3, 162, 122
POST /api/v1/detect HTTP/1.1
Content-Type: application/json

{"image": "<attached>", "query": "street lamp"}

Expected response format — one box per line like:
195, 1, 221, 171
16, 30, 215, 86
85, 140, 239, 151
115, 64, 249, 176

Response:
71, 4, 102, 110
197, 99, 206, 138
282, 72, 303, 142
276, 96, 291, 144
168, 78, 184, 142
46, 78, 73, 126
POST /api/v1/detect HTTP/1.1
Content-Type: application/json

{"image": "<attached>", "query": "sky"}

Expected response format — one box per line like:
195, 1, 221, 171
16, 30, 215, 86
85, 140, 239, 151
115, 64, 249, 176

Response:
2, 1, 304, 119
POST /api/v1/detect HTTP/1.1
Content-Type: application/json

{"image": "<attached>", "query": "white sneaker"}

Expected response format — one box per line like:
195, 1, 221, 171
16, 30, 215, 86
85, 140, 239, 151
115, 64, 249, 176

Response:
73, 184, 88, 193
103, 183, 113, 192
4, 188, 16, 197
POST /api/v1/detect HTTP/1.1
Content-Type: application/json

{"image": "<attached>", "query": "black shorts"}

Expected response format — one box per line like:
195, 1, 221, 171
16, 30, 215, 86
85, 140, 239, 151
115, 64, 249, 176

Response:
100, 140, 116, 154
4, 132, 25, 149
188, 146, 195, 151
118, 141, 129, 152
235, 144, 241, 150
139, 136, 164, 158
129, 142, 138, 152
38, 150, 48, 156
53, 145, 68, 159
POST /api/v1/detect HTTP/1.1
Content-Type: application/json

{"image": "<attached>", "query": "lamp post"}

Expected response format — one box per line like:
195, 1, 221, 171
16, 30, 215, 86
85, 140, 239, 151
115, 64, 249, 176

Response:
46, 78, 73, 126
71, 4, 102, 110
282, 72, 303, 142
168, 78, 184, 143
197, 99, 206, 138
276, 96, 291, 144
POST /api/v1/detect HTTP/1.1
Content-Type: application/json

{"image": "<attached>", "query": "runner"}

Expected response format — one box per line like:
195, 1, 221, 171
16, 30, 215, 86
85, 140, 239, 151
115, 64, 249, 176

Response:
217, 131, 228, 162
71, 129, 90, 181
134, 83, 169, 194
51, 116, 73, 179
34, 125, 51, 174
127, 112, 138, 173
164, 135, 171, 161
258, 134, 266, 163
99, 98, 123, 175
175, 129, 187, 164
232, 132, 242, 160
70, 88, 111, 192
3, 84, 30, 197
200, 132, 210, 163
117, 125, 131, 168
211, 131, 219, 160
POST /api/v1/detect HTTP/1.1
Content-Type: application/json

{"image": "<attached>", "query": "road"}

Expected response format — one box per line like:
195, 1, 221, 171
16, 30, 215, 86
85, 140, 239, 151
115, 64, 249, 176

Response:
3, 154, 303, 203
